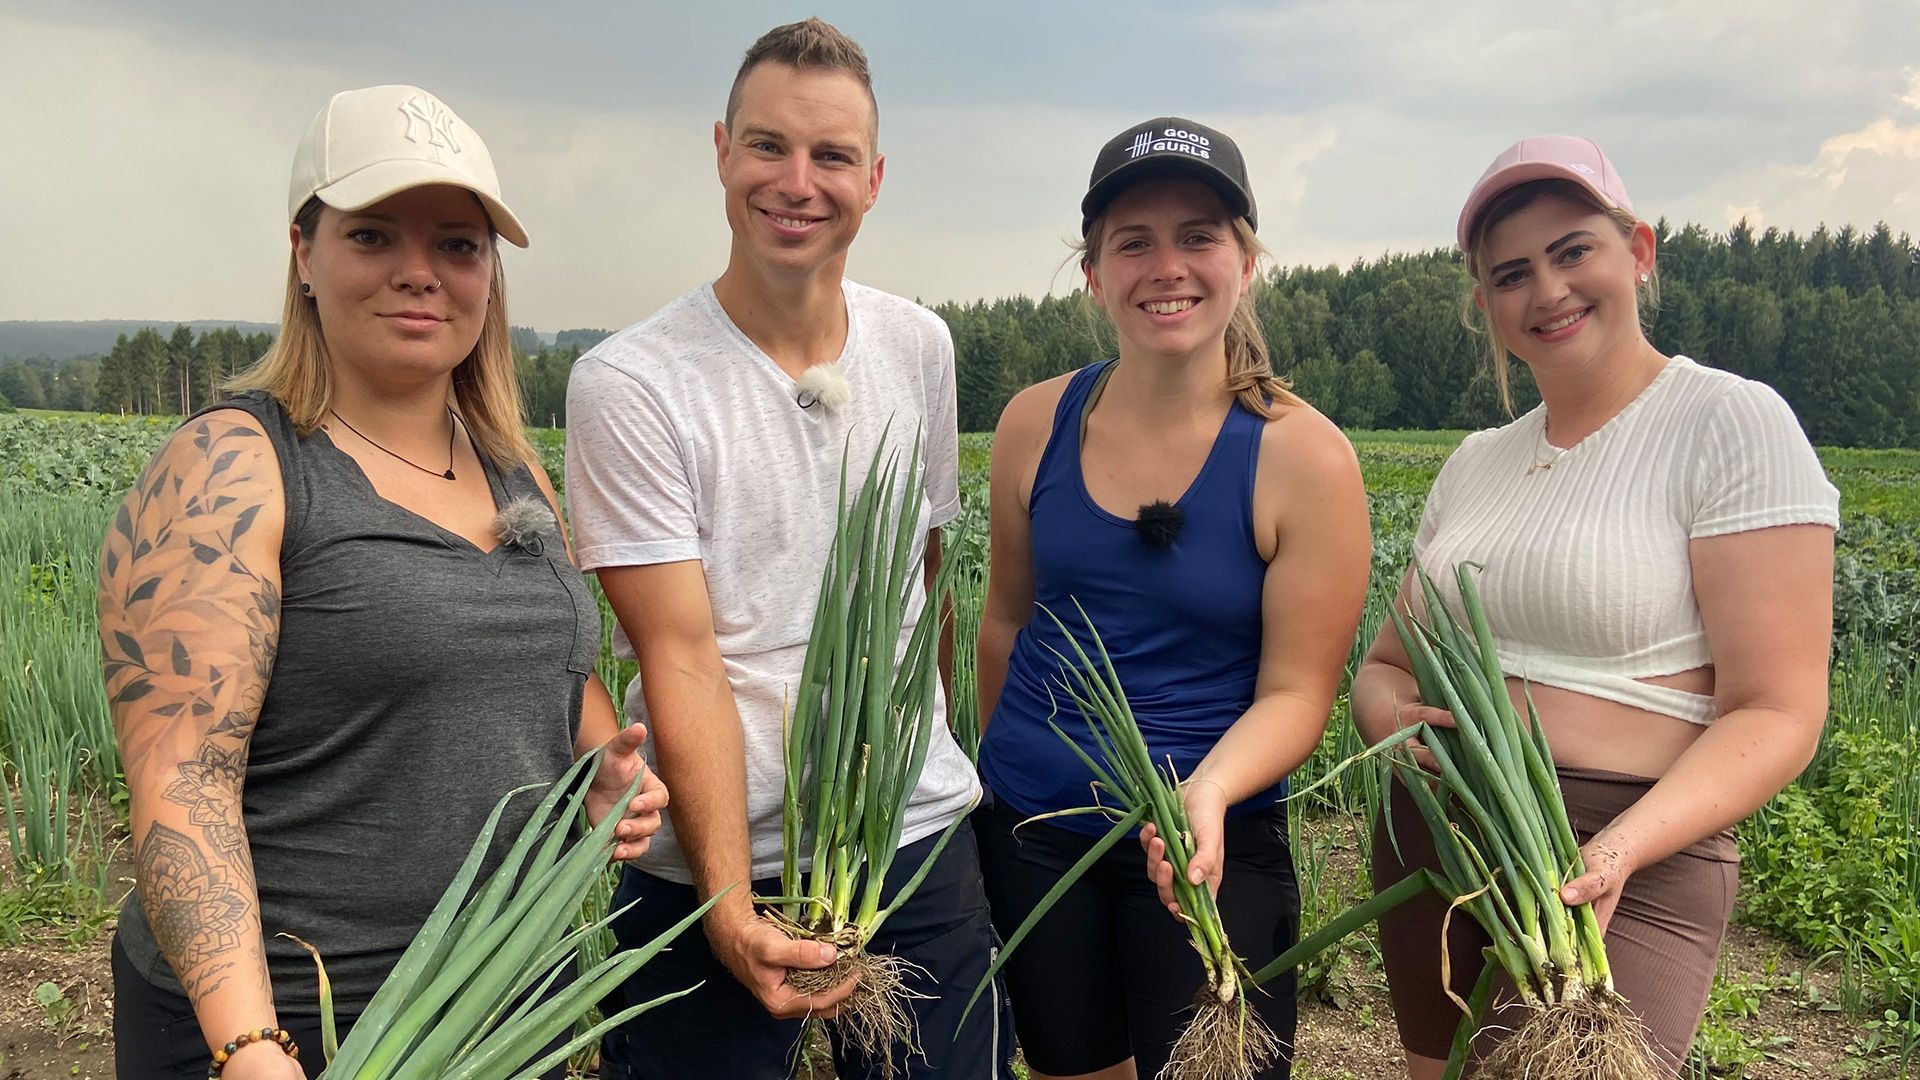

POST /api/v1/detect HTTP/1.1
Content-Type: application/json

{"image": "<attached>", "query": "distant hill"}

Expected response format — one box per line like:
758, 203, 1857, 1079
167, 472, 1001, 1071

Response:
0, 321, 595, 362
0, 320, 278, 361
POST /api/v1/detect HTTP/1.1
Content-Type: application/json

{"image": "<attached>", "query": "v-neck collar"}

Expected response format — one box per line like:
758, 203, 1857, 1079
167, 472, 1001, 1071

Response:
316, 427, 513, 556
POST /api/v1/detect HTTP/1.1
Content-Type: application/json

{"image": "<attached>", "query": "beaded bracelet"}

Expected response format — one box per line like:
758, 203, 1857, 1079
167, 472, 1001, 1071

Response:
208, 1026, 300, 1077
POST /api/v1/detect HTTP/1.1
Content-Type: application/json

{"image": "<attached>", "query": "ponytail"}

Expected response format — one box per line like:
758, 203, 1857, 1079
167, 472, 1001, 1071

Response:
1222, 219, 1300, 419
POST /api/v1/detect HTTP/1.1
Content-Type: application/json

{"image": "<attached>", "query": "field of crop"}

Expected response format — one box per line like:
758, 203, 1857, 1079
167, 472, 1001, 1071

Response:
1, 412, 1915, 1078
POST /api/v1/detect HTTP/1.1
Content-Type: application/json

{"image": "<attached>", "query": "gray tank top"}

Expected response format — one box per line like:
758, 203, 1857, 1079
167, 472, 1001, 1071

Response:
117, 391, 595, 1014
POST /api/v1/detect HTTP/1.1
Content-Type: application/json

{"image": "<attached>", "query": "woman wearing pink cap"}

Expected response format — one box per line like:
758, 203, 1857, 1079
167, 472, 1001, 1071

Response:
99, 86, 664, 1079
1351, 135, 1838, 1074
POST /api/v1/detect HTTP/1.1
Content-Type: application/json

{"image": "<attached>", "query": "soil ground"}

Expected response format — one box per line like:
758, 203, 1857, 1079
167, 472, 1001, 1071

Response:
0, 825, 1900, 1079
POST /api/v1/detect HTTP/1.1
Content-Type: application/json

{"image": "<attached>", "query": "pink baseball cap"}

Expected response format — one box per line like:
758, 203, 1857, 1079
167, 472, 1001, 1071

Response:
1456, 135, 1632, 255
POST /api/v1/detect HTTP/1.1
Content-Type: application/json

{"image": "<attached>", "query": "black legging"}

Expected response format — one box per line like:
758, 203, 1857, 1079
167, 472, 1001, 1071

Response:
111, 934, 569, 1079
974, 795, 1300, 1078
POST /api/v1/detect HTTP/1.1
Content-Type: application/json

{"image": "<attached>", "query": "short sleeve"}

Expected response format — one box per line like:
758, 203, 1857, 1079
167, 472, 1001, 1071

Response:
923, 317, 962, 528
1689, 379, 1839, 539
564, 356, 702, 571
1412, 429, 1482, 559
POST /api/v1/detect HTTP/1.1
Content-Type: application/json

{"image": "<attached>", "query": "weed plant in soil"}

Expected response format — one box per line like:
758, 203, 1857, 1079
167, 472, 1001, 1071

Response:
0, 483, 121, 922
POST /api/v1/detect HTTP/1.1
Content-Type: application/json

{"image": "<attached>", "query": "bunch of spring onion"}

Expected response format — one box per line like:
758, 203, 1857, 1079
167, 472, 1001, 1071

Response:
759, 430, 968, 1071
963, 599, 1280, 1080
1367, 562, 1664, 1079
288, 748, 719, 1080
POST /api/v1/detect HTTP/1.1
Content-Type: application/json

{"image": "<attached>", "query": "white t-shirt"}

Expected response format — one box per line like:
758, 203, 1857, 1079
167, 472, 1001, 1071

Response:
565, 280, 977, 884
1414, 356, 1839, 725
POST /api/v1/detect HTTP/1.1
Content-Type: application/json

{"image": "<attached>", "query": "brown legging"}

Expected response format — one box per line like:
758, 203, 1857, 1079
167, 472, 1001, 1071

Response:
1372, 765, 1739, 1073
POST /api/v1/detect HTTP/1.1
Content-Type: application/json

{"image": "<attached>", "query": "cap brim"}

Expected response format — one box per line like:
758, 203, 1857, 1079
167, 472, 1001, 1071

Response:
1082, 157, 1255, 235
313, 159, 530, 248
1456, 161, 1618, 254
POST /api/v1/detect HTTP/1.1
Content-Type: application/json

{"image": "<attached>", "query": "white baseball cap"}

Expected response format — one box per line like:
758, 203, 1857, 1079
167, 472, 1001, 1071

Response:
288, 85, 529, 248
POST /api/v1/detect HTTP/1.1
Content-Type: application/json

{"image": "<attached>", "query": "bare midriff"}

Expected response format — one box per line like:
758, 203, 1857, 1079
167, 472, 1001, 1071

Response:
1511, 666, 1715, 778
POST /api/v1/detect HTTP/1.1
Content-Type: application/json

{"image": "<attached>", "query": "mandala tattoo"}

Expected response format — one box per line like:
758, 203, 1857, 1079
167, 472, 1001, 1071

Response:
137, 823, 249, 974
163, 742, 248, 861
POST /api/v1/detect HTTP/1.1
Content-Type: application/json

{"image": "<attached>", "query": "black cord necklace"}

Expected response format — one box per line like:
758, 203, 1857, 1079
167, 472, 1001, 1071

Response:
327, 407, 459, 481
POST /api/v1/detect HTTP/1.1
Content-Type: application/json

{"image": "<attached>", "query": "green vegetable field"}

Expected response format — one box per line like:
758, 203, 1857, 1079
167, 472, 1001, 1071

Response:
2, 413, 1914, 1077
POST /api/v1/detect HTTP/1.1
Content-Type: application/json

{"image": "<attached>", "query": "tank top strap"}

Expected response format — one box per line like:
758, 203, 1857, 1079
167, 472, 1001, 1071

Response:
1033, 360, 1119, 493
1218, 397, 1268, 507
189, 391, 311, 559
490, 455, 548, 507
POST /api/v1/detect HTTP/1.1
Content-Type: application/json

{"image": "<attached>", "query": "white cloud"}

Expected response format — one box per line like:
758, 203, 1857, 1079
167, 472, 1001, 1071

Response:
1693, 79, 1920, 236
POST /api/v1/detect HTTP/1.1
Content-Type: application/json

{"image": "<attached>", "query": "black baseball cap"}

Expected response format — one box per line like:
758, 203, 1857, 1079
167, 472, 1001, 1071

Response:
1081, 117, 1256, 236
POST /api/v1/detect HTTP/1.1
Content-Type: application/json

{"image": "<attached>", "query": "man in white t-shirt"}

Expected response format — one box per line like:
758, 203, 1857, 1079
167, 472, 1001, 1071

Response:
564, 17, 1008, 1080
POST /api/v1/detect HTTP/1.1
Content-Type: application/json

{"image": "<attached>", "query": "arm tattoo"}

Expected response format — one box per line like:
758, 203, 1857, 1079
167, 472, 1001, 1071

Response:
162, 739, 249, 862
100, 416, 282, 1005
136, 823, 250, 973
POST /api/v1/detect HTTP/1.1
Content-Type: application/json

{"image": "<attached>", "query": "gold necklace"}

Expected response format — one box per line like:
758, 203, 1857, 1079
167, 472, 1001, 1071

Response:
1527, 420, 1571, 476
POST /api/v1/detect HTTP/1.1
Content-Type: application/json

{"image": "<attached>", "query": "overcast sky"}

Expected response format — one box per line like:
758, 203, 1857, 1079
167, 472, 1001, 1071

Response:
4, 1, 1918, 331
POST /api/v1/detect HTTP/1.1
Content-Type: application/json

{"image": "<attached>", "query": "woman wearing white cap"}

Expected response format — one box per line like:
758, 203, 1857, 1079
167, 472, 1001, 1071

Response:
974, 117, 1371, 1080
1351, 135, 1838, 1074
98, 85, 664, 1079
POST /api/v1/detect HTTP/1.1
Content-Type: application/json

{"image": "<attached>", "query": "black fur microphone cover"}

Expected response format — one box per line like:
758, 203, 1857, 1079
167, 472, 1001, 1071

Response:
1134, 499, 1185, 549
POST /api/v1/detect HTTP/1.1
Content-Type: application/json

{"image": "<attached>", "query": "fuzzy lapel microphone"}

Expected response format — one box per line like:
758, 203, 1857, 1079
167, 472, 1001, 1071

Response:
494, 495, 558, 555
1134, 499, 1185, 549
796, 362, 852, 411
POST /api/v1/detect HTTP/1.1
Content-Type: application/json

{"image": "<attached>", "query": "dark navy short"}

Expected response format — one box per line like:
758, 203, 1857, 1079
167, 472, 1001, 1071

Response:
974, 792, 1299, 1078
599, 817, 1018, 1080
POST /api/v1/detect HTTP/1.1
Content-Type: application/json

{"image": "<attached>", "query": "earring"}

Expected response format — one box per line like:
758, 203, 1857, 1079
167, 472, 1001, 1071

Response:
1638, 272, 1649, 283
300, 282, 313, 296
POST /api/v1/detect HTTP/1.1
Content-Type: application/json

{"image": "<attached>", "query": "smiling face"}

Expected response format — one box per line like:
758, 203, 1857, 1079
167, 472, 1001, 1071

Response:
293, 184, 494, 388
1475, 189, 1656, 377
1085, 176, 1255, 363
715, 62, 884, 284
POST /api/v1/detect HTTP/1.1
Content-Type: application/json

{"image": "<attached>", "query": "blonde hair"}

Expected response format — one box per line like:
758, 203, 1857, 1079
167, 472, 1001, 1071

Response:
1077, 213, 1302, 420
1461, 178, 1661, 413
226, 197, 534, 468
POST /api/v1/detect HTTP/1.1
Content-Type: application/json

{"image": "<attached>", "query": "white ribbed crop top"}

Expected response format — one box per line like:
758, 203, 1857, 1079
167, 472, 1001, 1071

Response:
1414, 356, 1840, 725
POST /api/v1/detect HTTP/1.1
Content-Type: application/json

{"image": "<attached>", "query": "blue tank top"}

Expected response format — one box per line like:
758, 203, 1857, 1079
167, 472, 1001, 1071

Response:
978, 360, 1281, 833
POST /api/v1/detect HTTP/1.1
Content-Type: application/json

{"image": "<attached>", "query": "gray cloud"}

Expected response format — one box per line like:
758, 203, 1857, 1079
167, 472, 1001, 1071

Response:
3, 1, 1916, 329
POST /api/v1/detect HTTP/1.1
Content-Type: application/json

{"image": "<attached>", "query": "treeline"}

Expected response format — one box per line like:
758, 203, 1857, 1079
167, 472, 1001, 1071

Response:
0, 326, 276, 416
0, 325, 604, 424
5, 222, 1915, 445
935, 220, 1920, 446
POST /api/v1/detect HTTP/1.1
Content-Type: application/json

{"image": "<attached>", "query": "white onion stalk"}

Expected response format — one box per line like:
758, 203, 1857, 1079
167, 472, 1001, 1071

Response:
758, 428, 969, 1077
290, 748, 722, 1080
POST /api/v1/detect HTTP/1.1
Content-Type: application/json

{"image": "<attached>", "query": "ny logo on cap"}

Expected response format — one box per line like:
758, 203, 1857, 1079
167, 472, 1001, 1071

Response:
400, 94, 462, 155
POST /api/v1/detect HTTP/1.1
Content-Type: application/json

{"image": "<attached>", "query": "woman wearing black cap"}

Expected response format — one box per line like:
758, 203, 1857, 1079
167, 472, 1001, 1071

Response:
972, 118, 1371, 1079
